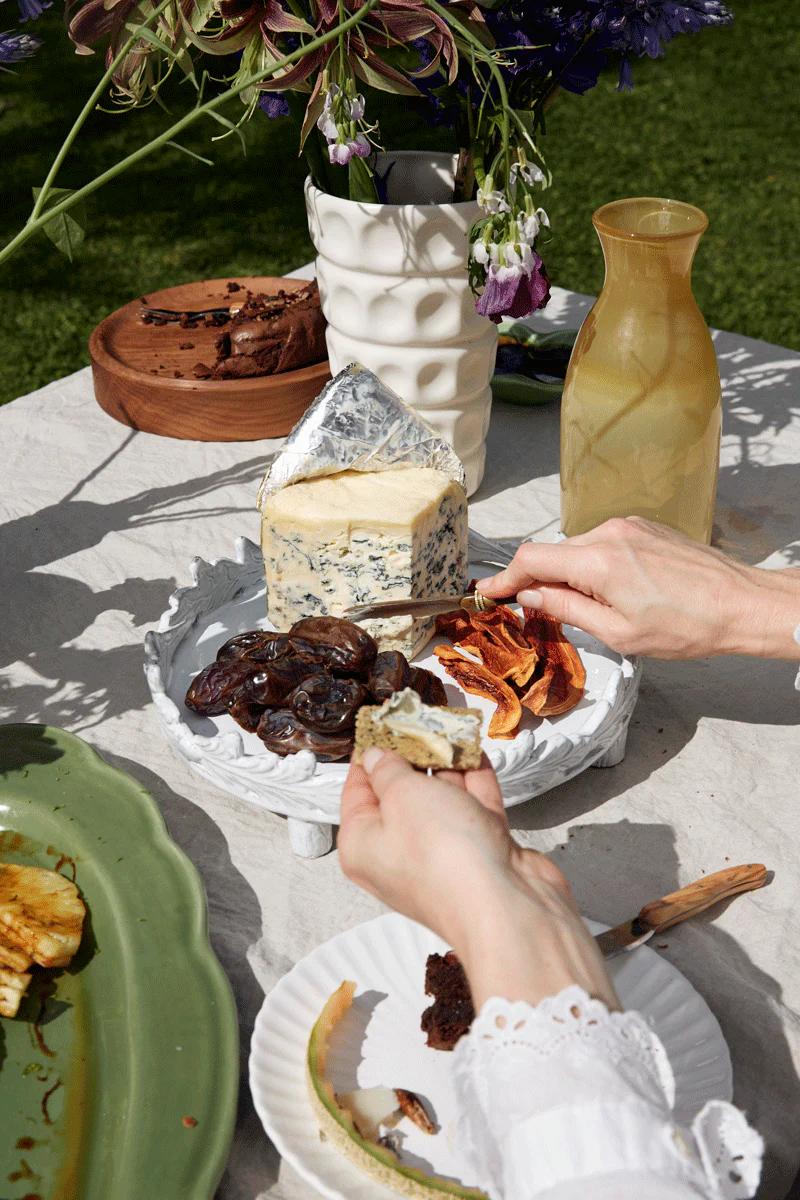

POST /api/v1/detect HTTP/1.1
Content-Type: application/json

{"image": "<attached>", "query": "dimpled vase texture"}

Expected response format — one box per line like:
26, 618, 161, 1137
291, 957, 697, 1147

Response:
305, 152, 497, 496
560, 198, 721, 543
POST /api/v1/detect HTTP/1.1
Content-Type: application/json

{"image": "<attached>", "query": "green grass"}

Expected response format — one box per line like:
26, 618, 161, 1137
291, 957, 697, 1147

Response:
0, 0, 797, 405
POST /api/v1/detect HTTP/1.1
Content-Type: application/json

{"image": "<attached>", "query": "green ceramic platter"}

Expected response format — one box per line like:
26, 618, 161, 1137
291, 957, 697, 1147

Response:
0, 725, 239, 1200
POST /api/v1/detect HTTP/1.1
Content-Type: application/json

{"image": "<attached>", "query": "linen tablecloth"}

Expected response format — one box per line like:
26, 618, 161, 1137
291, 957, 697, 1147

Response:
1, 274, 798, 1200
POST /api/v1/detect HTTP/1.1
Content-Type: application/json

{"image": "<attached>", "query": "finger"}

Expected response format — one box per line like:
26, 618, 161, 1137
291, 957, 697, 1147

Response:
518, 582, 621, 640
341, 760, 381, 824
477, 543, 595, 600
338, 762, 384, 881
463, 755, 505, 816
433, 769, 468, 790
361, 748, 420, 805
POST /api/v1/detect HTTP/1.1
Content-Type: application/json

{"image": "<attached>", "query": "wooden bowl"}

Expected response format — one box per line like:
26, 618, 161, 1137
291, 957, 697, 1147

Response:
89, 276, 331, 441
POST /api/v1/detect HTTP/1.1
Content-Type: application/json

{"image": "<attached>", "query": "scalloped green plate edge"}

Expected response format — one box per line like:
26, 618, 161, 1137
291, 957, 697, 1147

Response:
0, 724, 239, 1200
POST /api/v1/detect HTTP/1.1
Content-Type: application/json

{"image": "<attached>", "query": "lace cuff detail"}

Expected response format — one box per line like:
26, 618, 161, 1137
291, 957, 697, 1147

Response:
452, 987, 763, 1200
794, 622, 800, 690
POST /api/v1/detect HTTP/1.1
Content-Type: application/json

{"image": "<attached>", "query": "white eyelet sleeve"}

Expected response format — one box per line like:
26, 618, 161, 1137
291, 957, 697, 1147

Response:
452, 987, 763, 1200
794, 623, 800, 689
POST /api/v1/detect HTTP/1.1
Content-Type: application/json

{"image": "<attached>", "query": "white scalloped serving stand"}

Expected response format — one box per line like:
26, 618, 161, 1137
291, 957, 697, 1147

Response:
144, 533, 641, 858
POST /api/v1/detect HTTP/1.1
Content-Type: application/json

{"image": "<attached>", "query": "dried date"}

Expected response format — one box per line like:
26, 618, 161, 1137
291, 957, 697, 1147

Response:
185, 659, 253, 716
409, 666, 448, 707
227, 694, 265, 734
288, 616, 377, 676
216, 630, 292, 664
256, 709, 354, 761
368, 651, 412, 703
245, 658, 318, 707
288, 674, 369, 734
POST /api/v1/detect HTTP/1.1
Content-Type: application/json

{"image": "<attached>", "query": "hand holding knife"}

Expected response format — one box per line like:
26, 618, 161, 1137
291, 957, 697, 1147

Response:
595, 863, 768, 958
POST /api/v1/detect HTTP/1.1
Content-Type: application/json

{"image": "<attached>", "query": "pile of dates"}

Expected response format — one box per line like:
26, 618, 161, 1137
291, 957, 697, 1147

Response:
184, 616, 447, 761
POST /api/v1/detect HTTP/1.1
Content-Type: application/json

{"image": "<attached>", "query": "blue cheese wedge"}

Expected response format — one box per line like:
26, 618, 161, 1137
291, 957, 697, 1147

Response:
261, 467, 468, 657
354, 689, 483, 770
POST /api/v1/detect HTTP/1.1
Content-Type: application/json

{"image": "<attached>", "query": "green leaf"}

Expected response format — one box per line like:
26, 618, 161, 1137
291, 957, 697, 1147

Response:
352, 55, 419, 96
31, 186, 86, 261
165, 140, 214, 166
348, 155, 379, 203
129, 25, 181, 61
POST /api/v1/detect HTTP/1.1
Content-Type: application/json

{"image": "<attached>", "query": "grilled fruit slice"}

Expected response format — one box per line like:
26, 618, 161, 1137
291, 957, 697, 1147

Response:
0, 965, 32, 1018
0, 927, 33, 973
0, 865, 85, 969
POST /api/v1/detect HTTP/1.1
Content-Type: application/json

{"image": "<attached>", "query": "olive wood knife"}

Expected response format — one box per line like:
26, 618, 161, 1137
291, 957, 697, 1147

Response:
595, 863, 768, 958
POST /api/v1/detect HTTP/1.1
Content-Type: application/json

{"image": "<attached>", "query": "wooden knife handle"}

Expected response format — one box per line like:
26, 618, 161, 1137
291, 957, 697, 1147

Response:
638, 864, 768, 933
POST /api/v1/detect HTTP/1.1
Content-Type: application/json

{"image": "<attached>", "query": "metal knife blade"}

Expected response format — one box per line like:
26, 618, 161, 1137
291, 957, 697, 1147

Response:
595, 920, 655, 959
343, 593, 498, 622
594, 863, 769, 960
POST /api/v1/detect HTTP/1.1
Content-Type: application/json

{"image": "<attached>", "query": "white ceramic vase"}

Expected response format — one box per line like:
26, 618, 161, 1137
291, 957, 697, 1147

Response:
305, 151, 497, 496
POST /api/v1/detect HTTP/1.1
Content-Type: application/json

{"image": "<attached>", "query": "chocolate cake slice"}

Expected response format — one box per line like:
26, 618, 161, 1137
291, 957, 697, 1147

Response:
196, 280, 326, 379
421, 951, 475, 1051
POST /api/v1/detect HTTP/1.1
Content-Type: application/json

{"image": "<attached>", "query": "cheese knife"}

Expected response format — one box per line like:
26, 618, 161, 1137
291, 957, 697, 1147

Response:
344, 591, 501, 622
595, 863, 768, 959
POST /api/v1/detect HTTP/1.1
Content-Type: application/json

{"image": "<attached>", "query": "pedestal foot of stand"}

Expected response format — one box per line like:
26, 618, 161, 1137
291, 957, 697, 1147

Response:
287, 817, 334, 858
592, 724, 629, 769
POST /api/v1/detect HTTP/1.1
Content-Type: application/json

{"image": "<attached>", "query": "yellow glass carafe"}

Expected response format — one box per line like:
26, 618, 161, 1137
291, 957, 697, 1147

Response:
560, 198, 721, 543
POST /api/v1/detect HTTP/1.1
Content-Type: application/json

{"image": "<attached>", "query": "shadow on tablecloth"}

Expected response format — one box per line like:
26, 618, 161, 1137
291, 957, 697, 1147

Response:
0, 446, 268, 732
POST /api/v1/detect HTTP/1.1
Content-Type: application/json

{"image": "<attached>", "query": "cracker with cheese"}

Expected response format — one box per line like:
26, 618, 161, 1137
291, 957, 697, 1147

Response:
354, 688, 482, 771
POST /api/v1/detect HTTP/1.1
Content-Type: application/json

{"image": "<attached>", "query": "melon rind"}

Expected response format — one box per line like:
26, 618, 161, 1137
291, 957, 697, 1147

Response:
306, 980, 487, 1200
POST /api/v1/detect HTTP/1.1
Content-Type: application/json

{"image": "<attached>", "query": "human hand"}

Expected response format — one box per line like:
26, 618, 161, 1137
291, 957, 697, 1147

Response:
479, 517, 800, 661
339, 749, 618, 1010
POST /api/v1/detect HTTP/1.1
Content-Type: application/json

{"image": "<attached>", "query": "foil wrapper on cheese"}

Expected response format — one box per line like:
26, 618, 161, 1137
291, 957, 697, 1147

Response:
258, 366, 469, 659
257, 364, 466, 505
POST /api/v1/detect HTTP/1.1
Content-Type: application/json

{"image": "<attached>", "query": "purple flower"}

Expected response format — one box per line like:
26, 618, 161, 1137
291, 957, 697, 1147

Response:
617, 55, 634, 90
590, 0, 733, 84
476, 254, 551, 324
16, 0, 51, 22
316, 83, 372, 167
485, 0, 732, 96
0, 28, 40, 63
258, 91, 290, 120
328, 133, 370, 166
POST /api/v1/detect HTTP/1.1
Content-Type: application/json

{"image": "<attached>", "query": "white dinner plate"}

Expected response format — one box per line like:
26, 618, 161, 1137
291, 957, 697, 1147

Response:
249, 912, 733, 1200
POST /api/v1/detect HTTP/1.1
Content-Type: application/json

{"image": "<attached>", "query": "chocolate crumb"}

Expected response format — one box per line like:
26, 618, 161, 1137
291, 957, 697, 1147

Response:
173, 370, 184, 378
193, 362, 213, 379
226, 281, 243, 292
179, 341, 195, 350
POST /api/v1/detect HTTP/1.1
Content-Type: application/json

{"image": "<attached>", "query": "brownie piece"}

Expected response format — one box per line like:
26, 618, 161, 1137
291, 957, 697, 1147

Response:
203, 280, 326, 379
421, 951, 475, 1050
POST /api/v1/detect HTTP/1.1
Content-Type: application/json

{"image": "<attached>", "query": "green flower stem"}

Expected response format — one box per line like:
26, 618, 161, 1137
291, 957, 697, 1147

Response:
29, 0, 176, 223
0, 0, 380, 268
425, 0, 511, 179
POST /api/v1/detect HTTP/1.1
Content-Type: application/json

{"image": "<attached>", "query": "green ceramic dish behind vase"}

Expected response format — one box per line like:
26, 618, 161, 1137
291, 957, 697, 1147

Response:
0, 724, 239, 1200
560, 198, 721, 542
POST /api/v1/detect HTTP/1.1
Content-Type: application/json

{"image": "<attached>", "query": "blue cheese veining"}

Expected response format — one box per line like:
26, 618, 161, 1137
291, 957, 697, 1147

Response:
261, 466, 468, 657
376, 688, 481, 767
